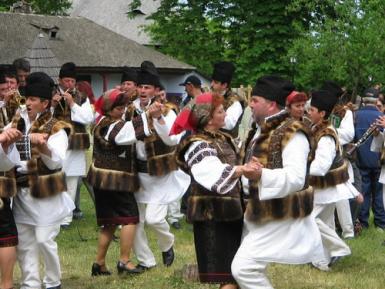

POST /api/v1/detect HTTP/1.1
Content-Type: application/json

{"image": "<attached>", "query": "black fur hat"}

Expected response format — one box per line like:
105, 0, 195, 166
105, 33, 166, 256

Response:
25, 72, 55, 100
59, 62, 77, 79
252, 75, 295, 107
211, 61, 235, 84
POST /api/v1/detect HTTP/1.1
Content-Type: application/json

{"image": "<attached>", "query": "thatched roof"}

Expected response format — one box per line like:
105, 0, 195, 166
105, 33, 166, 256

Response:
70, 0, 160, 45
25, 33, 61, 81
0, 12, 194, 72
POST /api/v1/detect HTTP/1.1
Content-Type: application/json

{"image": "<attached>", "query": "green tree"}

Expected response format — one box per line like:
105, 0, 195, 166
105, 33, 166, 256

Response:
131, 0, 303, 86
0, 0, 71, 15
288, 0, 385, 95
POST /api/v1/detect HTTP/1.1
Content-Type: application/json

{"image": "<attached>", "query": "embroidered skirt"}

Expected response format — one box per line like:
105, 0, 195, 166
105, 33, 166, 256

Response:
193, 218, 243, 284
94, 188, 139, 226
0, 198, 18, 248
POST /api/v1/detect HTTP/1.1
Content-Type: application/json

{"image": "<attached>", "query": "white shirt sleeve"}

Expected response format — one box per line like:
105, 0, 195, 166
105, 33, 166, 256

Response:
70, 97, 94, 125
258, 132, 310, 200
0, 143, 20, 171
113, 113, 151, 145
40, 129, 68, 170
223, 101, 243, 130
371, 131, 384, 153
153, 109, 185, 146
310, 135, 336, 176
337, 110, 355, 145
185, 141, 238, 194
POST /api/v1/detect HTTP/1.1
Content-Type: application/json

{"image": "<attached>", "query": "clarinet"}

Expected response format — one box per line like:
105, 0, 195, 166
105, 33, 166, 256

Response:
346, 124, 378, 156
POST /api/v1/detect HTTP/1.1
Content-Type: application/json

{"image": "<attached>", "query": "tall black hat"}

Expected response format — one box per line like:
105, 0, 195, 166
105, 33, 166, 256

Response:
320, 80, 344, 99
251, 75, 295, 107
121, 66, 138, 84
59, 62, 77, 79
137, 61, 160, 87
310, 90, 338, 115
25, 72, 55, 100
211, 61, 235, 84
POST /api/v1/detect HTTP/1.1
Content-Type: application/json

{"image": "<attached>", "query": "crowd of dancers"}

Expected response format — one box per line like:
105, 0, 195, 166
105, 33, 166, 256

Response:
1, 58, 385, 289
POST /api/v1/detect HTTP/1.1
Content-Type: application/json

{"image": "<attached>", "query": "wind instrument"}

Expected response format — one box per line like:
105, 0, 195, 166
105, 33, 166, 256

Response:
346, 124, 378, 156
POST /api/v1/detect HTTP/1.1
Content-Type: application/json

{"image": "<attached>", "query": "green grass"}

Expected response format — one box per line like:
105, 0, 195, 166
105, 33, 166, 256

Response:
13, 188, 385, 289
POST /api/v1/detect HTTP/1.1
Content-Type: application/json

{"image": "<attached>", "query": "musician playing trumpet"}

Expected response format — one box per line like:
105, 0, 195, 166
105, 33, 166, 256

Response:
52, 62, 94, 228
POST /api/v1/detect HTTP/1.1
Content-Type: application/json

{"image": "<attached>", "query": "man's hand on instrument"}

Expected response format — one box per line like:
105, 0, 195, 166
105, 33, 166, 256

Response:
62, 91, 75, 108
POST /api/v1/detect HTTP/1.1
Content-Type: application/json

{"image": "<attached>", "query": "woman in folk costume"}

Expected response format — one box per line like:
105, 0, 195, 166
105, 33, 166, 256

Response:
307, 90, 359, 271
10, 72, 74, 289
0, 128, 22, 289
88, 89, 154, 275
286, 90, 309, 121
173, 92, 253, 289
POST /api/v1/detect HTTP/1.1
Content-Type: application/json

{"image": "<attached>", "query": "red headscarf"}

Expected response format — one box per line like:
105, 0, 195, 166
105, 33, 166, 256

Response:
94, 89, 125, 123
170, 92, 215, 135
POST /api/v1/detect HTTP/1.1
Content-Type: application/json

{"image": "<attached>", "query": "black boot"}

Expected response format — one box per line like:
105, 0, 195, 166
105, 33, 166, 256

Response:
162, 246, 175, 267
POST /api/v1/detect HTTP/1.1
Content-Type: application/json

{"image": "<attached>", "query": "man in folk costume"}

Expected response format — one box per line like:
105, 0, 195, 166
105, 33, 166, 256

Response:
308, 90, 358, 270
231, 76, 324, 289
0, 127, 22, 289
52, 62, 94, 228
119, 66, 138, 102
10, 72, 74, 289
115, 61, 190, 271
321, 81, 360, 239
211, 61, 244, 138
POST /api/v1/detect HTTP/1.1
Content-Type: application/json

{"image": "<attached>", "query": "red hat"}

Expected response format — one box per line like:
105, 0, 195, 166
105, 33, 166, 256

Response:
286, 91, 308, 106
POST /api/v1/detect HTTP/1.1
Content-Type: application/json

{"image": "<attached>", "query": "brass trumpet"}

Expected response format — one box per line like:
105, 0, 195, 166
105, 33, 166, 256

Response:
8, 89, 26, 108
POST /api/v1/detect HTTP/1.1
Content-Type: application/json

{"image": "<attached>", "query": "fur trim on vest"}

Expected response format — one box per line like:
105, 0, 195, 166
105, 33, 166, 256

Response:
12, 111, 72, 198
88, 116, 139, 192
246, 113, 314, 223
53, 89, 90, 150
177, 130, 243, 222
309, 121, 350, 188
0, 172, 17, 199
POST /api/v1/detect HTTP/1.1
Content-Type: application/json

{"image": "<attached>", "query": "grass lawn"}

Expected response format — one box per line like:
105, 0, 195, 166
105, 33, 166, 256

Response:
13, 187, 385, 289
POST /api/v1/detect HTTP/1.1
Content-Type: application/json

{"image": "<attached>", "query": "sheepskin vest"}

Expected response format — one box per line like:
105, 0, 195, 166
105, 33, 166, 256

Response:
12, 111, 72, 198
53, 88, 90, 150
87, 116, 140, 193
245, 112, 314, 224
309, 121, 349, 189
125, 102, 178, 176
177, 130, 243, 222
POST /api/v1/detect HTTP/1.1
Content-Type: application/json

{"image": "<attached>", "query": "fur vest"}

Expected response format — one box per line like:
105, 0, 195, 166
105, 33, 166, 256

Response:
177, 130, 243, 222
53, 88, 90, 150
125, 102, 178, 176
245, 112, 314, 224
0, 170, 16, 200
221, 89, 245, 138
308, 121, 349, 189
12, 111, 72, 198
87, 117, 139, 193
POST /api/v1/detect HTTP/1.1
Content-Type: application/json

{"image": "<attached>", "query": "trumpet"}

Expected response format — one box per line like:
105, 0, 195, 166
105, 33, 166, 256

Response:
346, 124, 379, 156
8, 89, 26, 108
